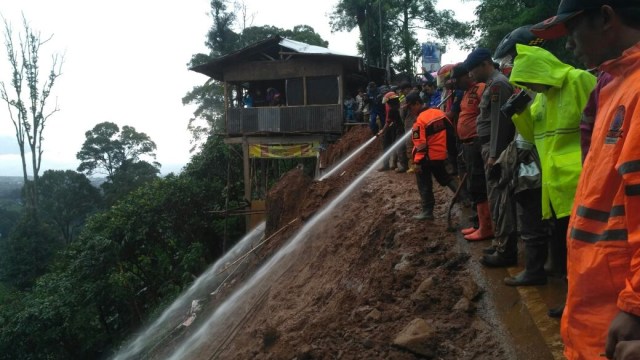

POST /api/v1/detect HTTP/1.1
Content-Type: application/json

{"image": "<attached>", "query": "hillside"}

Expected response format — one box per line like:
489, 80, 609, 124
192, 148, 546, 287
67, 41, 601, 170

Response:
134, 125, 563, 360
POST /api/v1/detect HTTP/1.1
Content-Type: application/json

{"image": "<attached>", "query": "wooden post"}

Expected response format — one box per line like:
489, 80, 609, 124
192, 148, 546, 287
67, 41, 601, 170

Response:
303, 76, 307, 106
242, 137, 251, 231
224, 81, 229, 131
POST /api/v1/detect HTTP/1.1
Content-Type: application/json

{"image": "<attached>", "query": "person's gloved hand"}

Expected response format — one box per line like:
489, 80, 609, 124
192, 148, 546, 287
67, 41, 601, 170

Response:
611, 340, 640, 359
606, 311, 640, 359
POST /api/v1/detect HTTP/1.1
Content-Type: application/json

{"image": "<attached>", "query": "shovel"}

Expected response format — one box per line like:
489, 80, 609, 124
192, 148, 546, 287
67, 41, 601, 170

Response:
447, 172, 468, 232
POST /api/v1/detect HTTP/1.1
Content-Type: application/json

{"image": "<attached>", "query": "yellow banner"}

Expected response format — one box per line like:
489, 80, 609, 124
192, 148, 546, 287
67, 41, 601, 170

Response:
249, 143, 318, 159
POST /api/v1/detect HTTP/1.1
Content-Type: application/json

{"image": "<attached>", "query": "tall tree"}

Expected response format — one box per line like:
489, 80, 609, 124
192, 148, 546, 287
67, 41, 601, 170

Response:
76, 122, 160, 177
0, 16, 63, 212
330, 0, 472, 76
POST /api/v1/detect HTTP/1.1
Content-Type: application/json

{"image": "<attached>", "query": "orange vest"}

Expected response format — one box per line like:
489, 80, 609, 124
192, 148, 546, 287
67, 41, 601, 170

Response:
411, 108, 449, 162
562, 42, 640, 360
457, 83, 485, 141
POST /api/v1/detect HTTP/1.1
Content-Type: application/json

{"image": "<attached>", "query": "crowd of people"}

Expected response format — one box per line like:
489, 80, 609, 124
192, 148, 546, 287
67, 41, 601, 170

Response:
367, 1, 640, 358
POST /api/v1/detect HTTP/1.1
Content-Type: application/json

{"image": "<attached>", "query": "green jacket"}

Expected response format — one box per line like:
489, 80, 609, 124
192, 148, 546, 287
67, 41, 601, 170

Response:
510, 44, 596, 219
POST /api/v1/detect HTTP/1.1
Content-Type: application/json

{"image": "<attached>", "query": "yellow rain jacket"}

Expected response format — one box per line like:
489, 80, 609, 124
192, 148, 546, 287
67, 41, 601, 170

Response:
510, 44, 596, 219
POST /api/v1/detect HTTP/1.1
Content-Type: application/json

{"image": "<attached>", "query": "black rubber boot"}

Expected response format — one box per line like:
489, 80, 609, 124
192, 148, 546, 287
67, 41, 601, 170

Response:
504, 242, 548, 286
482, 245, 496, 255
548, 304, 565, 318
480, 234, 517, 268
480, 251, 518, 267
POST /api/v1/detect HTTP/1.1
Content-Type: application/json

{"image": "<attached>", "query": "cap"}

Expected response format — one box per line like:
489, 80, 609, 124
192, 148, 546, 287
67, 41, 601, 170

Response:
493, 25, 546, 59
531, 0, 640, 39
463, 48, 493, 70
451, 63, 469, 79
382, 91, 399, 104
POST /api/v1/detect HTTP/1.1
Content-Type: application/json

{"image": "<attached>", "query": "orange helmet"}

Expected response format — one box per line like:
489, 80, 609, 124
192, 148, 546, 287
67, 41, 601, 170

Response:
437, 63, 459, 88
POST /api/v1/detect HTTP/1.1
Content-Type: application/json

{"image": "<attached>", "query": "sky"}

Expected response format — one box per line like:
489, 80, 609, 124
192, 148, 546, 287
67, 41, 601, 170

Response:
0, 0, 478, 177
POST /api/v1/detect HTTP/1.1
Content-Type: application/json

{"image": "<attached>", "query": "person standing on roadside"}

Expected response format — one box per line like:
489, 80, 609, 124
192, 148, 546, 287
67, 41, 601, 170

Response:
509, 44, 595, 288
450, 64, 492, 240
531, 1, 640, 358
462, 48, 518, 268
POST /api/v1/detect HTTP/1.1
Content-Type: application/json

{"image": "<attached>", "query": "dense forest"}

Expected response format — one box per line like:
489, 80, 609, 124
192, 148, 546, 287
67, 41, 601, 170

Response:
0, 0, 564, 358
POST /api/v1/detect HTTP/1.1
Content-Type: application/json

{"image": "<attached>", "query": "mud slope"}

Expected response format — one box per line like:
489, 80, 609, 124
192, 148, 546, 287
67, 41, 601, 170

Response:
204, 125, 507, 359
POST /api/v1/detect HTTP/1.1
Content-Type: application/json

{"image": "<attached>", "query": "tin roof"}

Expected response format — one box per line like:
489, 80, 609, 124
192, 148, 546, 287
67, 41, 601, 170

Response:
190, 35, 361, 81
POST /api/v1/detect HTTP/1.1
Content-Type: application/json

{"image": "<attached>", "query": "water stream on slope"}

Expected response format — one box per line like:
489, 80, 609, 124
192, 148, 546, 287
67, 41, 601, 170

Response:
112, 222, 266, 360
318, 135, 377, 181
166, 131, 411, 359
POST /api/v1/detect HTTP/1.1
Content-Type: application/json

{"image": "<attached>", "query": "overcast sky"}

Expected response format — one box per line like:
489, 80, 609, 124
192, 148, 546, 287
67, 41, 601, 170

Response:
0, 0, 478, 177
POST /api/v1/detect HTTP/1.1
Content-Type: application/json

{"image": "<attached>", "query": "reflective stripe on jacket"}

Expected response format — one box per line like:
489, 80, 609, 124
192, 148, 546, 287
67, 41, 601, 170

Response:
561, 42, 640, 360
412, 108, 449, 163
510, 44, 596, 219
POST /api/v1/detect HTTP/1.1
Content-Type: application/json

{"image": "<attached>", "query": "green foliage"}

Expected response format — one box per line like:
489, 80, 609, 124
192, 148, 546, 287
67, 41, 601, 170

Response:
0, 260, 111, 359
330, 0, 472, 75
0, 203, 20, 241
76, 122, 160, 177
37, 170, 102, 243
100, 159, 160, 207
0, 213, 62, 289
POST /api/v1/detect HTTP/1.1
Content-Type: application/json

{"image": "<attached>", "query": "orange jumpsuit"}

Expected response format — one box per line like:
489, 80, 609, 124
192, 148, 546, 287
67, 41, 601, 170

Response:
411, 108, 449, 163
562, 42, 640, 359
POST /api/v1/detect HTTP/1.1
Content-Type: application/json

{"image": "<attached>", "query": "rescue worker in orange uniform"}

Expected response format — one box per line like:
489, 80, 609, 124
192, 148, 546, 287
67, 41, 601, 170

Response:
410, 96, 459, 220
532, 0, 640, 358
450, 64, 492, 240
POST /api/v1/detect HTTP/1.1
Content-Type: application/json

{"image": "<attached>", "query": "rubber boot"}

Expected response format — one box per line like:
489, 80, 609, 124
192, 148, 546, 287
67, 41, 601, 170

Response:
464, 201, 494, 241
504, 243, 548, 286
461, 227, 477, 235
545, 237, 567, 278
480, 234, 518, 268
462, 205, 479, 234
482, 245, 497, 255
413, 208, 434, 220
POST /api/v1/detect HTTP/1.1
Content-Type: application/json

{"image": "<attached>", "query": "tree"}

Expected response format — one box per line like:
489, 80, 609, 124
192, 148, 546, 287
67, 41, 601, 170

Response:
100, 159, 160, 206
37, 170, 102, 243
0, 16, 63, 212
76, 122, 160, 177
330, 0, 472, 76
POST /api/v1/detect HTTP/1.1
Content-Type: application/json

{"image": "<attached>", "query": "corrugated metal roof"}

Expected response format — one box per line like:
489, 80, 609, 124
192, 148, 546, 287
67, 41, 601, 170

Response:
190, 35, 361, 81
278, 38, 356, 57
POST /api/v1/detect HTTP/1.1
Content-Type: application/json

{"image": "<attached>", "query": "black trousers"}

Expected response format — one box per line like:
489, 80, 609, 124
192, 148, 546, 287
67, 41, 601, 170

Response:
462, 138, 487, 204
516, 188, 552, 245
414, 159, 452, 211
